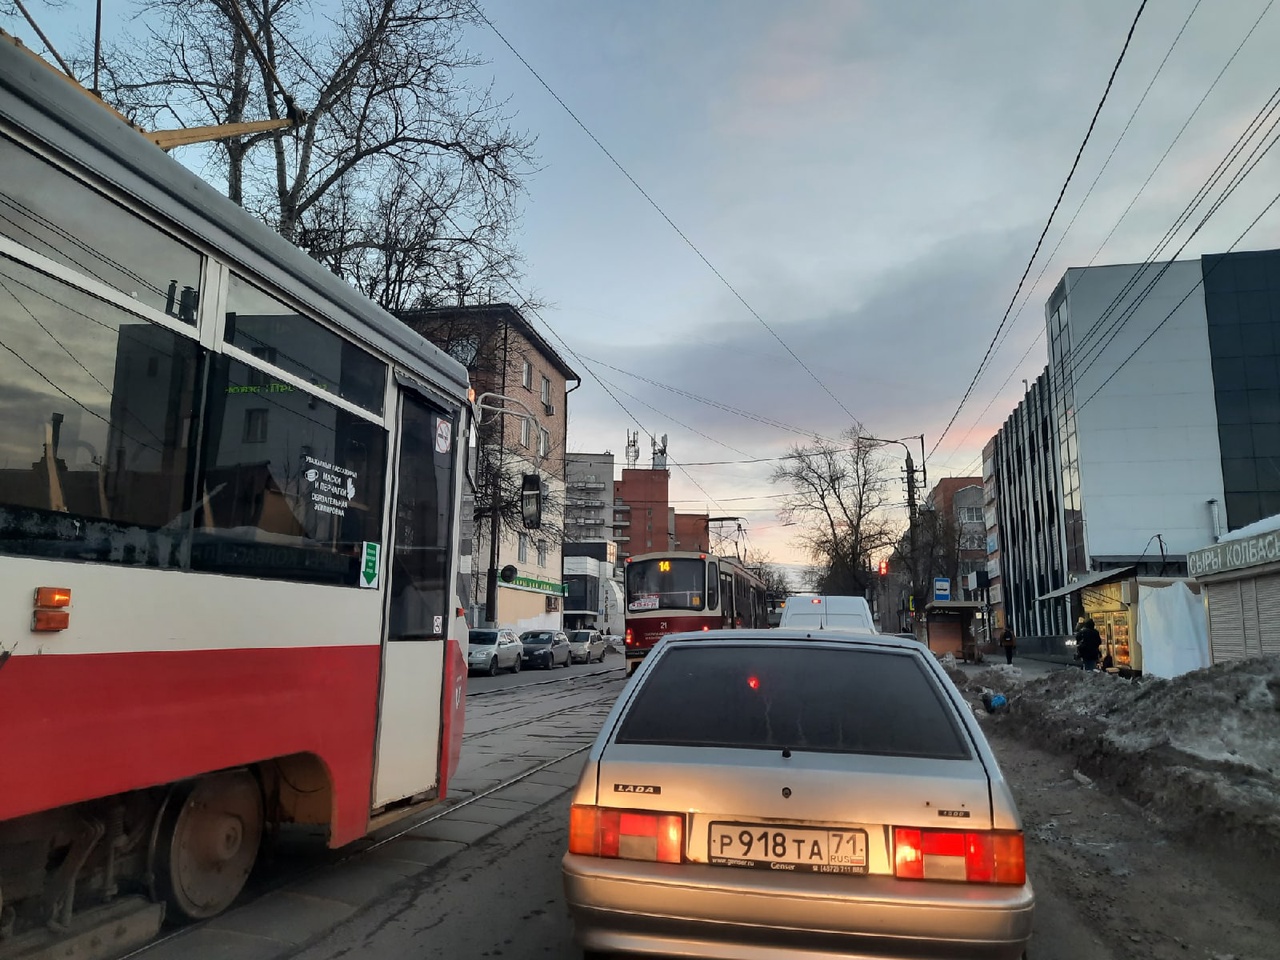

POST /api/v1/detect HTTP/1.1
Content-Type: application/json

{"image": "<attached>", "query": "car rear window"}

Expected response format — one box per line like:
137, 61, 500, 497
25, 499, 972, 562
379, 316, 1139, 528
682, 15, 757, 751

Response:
615, 644, 972, 760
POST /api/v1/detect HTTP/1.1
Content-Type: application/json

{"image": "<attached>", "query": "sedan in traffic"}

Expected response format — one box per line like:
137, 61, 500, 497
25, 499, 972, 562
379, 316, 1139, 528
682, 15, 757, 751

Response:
467, 628, 523, 676
519, 630, 571, 669
568, 629, 608, 664
562, 629, 1033, 959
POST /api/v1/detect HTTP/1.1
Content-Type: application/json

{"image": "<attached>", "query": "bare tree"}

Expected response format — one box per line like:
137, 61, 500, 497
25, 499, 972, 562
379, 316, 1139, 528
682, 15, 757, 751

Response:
88, 0, 535, 310
742, 550, 794, 598
770, 425, 899, 597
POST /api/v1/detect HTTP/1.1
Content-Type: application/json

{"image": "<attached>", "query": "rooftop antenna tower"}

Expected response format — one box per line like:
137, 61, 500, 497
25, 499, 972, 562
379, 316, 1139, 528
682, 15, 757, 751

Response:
652, 433, 668, 469
625, 430, 639, 469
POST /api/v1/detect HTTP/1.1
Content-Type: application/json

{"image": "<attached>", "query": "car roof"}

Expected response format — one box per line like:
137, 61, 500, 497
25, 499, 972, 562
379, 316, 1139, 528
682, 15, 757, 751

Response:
658, 627, 906, 649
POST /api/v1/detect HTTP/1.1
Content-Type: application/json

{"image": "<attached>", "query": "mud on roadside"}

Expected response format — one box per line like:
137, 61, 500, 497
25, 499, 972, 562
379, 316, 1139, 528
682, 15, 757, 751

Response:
946, 657, 1280, 919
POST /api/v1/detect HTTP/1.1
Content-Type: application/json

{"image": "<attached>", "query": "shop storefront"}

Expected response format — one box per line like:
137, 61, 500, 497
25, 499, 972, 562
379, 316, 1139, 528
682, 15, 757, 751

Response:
1039, 568, 1206, 677
1189, 518, 1280, 663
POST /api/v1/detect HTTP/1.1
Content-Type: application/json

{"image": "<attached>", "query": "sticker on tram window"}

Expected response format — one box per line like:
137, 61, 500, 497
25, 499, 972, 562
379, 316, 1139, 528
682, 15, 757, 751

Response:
435, 417, 452, 454
630, 595, 659, 611
692, 596, 702, 607
304, 454, 358, 518
360, 542, 381, 588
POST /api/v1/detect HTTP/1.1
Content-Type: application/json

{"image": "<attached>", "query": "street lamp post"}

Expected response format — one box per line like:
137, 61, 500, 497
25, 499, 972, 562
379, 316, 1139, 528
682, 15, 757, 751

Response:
864, 434, 926, 619
474, 392, 546, 626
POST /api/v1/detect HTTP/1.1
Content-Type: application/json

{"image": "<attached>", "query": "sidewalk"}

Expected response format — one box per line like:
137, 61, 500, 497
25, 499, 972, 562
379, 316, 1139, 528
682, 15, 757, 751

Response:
947, 655, 1067, 681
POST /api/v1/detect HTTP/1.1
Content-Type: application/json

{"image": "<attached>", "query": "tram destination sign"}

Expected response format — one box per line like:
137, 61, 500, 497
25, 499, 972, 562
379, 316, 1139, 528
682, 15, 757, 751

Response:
1188, 528, 1280, 578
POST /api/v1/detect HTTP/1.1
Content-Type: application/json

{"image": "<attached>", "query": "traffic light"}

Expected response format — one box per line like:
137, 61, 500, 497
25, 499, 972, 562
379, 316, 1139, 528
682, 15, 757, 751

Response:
878, 559, 889, 576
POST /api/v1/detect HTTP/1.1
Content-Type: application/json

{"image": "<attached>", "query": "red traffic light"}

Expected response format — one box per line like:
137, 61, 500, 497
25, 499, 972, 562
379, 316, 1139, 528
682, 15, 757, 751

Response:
878, 559, 889, 576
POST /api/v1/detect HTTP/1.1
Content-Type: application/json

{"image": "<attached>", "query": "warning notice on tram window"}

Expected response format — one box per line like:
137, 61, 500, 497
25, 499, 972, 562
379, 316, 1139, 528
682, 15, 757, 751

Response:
435, 417, 452, 455
303, 455, 357, 517
360, 541, 380, 589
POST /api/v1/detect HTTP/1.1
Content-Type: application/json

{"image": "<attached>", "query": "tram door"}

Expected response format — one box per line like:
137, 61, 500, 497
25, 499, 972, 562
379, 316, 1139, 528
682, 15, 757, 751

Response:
373, 391, 456, 807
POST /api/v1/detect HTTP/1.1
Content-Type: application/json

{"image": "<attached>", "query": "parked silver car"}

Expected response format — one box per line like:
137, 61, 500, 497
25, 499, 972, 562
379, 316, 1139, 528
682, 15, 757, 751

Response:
467, 628, 523, 676
562, 629, 1034, 959
568, 629, 608, 664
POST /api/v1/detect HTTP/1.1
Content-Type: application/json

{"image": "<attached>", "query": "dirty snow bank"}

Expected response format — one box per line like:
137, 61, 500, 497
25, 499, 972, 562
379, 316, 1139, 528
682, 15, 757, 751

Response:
948, 655, 1280, 858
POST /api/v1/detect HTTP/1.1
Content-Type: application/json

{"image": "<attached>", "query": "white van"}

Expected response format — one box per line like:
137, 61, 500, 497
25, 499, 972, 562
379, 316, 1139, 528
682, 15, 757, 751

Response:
777, 594, 876, 632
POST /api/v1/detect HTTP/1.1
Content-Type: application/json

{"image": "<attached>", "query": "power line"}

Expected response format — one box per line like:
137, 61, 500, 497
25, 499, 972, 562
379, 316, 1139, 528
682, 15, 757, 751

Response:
579, 355, 845, 445
1076, 186, 1280, 413
935, 0, 1273, 473
1071, 82, 1280, 387
1070, 81, 1280, 374
470, 1, 860, 424
937, 0, 1202, 471
928, 0, 1149, 461
591, 373, 755, 459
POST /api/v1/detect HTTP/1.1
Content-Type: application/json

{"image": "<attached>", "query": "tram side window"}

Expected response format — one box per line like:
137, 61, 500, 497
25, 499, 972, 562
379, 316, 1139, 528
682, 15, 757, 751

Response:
0, 256, 200, 566
386, 395, 456, 640
0, 136, 203, 322
191, 356, 387, 586
224, 274, 387, 415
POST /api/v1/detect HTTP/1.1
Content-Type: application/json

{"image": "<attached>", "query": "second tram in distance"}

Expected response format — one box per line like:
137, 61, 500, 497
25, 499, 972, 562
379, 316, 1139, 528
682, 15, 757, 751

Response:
622, 551, 769, 674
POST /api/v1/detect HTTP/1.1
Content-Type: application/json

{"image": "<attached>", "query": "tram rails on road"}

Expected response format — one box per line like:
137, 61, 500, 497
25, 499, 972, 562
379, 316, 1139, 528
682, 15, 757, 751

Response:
0, 35, 470, 959
124, 670, 625, 960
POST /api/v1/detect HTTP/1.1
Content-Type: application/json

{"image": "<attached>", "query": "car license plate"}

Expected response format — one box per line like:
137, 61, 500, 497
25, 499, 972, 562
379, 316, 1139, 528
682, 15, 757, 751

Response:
708, 822, 868, 874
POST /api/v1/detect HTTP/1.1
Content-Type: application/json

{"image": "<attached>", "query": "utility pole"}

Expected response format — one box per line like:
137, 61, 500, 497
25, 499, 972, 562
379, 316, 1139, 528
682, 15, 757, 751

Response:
905, 451, 918, 623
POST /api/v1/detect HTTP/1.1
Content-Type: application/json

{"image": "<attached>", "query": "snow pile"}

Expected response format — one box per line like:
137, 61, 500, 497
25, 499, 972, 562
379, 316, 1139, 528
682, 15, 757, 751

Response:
949, 656, 1280, 858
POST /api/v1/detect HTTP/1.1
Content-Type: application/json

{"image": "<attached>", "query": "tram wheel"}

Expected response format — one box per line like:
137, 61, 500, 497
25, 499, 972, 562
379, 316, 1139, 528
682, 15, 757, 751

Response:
151, 770, 264, 920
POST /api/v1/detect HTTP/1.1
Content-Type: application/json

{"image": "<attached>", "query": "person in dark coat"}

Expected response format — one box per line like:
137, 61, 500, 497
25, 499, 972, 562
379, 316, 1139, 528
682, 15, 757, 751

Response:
999, 626, 1016, 665
1076, 618, 1103, 673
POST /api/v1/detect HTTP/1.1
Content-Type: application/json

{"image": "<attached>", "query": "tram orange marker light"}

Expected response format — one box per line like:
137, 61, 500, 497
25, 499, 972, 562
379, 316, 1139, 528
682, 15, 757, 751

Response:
34, 587, 71, 607
32, 610, 70, 632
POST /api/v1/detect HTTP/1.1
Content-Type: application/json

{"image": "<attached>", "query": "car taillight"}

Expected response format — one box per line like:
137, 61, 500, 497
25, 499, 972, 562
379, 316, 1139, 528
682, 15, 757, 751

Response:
569, 805, 683, 863
625, 628, 633, 645
893, 828, 1025, 885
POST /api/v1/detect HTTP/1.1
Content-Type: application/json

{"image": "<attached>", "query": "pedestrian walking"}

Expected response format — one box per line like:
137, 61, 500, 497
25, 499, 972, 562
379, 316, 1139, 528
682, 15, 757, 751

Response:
999, 625, 1016, 665
1076, 618, 1103, 673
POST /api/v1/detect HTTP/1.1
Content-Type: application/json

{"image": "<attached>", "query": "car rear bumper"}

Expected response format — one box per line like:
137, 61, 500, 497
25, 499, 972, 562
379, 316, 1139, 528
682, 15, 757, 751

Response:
562, 853, 1033, 960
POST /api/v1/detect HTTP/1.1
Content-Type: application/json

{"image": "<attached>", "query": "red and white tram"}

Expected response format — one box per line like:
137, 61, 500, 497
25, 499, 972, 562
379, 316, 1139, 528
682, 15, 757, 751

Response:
623, 551, 769, 674
0, 38, 472, 946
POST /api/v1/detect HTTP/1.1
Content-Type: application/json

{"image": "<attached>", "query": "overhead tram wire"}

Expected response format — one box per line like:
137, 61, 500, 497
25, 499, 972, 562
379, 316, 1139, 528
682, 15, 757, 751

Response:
927, 0, 1149, 463
428, 225, 729, 514
579, 355, 846, 446
934, 0, 1201, 473
592, 374, 757, 459
469, 1, 861, 425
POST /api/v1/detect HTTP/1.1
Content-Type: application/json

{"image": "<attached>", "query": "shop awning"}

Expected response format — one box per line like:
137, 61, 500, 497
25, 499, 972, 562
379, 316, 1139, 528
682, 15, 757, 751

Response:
1035, 566, 1134, 602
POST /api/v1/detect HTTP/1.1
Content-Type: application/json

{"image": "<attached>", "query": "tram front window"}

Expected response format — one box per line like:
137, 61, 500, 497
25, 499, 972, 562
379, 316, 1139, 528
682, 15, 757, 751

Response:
626, 558, 706, 612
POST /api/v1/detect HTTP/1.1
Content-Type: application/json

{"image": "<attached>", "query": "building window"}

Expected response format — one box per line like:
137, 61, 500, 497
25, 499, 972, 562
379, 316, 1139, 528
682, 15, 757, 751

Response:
242, 408, 269, 443
520, 417, 531, 448
537, 540, 547, 567
521, 360, 532, 389
518, 533, 529, 562
540, 375, 551, 405
538, 427, 550, 457
960, 506, 984, 524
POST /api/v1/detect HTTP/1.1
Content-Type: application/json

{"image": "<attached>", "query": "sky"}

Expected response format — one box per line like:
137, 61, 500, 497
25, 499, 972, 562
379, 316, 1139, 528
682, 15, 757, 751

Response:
8, 0, 1280, 568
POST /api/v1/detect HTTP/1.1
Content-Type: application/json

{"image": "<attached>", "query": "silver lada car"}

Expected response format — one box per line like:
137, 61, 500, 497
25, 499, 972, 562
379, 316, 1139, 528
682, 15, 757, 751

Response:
562, 629, 1034, 959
